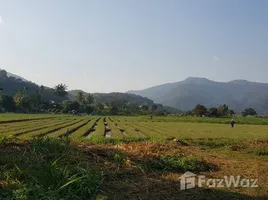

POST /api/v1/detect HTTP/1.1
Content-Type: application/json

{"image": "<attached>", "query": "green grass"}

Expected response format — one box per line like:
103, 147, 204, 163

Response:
248, 148, 268, 156
0, 137, 101, 200
1, 114, 268, 141
90, 117, 105, 137
141, 155, 213, 172
70, 118, 98, 138
0, 113, 58, 122
126, 115, 268, 125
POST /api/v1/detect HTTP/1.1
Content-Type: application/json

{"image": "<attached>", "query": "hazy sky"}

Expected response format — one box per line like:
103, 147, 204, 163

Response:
0, 0, 267, 92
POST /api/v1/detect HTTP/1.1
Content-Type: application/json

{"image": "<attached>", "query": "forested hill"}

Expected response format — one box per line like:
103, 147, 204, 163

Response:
0, 70, 67, 101
68, 90, 154, 105
69, 90, 182, 114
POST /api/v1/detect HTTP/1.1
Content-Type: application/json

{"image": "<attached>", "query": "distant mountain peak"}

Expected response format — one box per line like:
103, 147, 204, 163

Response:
0, 69, 28, 82
229, 79, 250, 84
183, 77, 212, 84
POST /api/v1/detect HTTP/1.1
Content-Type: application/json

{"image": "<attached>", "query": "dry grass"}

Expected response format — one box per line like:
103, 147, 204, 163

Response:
75, 140, 268, 200
0, 137, 267, 200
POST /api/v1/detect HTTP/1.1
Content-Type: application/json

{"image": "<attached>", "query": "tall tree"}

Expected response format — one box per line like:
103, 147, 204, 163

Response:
192, 104, 207, 116
14, 90, 32, 113
242, 108, 257, 117
208, 107, 219, 117
40, 85, 45, 94
218, 104, 229, 117
76, 91, 85, 104
0, 94, 16, 112
86, 94, 94, 105
54, 84, 68, 97
31, 90, 44, 111
141, 104, 149, 111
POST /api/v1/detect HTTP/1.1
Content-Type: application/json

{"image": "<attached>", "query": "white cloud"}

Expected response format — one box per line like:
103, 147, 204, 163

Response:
213, 56, 219, 61
0, 16, 2, 25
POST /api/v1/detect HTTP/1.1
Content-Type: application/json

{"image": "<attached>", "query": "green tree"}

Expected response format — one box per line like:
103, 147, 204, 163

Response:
141, 104, 149, 111
62, 101, 80, 113
54, 84, 68, 97
31, 90, 44, 112
76, 91, 85, 104
208, 107, 219, 117
184, 110, 193, 116
86, 94, 94, 105
192, 104, 207, 116
228, 109, 235, 116
14, 91, 32, 113
218, 104, 229, 117
127, 102, 139, 114
0, 94, 16, 112
242, 108, 257, 117
40, 85, 45, 94
109, 102, 119, 115
84, 105, 93, 114
152, 104, 158, 111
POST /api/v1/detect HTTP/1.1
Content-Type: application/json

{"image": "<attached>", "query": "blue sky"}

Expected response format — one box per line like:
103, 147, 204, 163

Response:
0, 0, 267, 92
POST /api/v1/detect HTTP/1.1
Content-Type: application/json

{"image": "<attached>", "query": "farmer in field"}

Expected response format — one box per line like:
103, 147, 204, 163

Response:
230, 119, 235, 128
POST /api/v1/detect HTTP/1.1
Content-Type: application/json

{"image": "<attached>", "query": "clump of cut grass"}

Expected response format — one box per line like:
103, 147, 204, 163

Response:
248, 148, 268, 156
0, 135, 18, 145
230, 143, 247, 151
186, 138, 239, 149
142, 155, 214, 172
81, 136, 150, 145
110, 150, 127, 165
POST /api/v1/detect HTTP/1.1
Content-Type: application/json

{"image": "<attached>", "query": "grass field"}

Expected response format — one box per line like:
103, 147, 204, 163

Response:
0, 114, 267, 199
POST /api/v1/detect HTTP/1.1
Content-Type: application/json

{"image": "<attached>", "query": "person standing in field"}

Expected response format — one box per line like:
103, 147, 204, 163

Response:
230, 119, 235, 128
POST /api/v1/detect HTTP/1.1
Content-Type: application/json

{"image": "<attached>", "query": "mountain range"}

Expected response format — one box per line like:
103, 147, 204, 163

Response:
128, 77, 268, 113
2, 69, 268, 113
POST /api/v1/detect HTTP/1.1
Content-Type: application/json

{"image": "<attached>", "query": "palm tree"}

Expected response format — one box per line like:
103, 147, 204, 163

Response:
54, 84, 68, 97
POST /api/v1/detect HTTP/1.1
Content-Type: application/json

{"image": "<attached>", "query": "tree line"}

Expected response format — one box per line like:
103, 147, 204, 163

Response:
0, 83, 169, 115
184, 104, 258, 117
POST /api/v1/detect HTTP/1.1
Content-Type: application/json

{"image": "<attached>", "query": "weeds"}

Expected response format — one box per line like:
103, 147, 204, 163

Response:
78, 136, 151, 145
0, 138, 101, 200
110, 150, 127, 165
248, 148, 268, 156
0, 135, 18, 145
186, 138, 239, 149
142, 155, 213, 172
